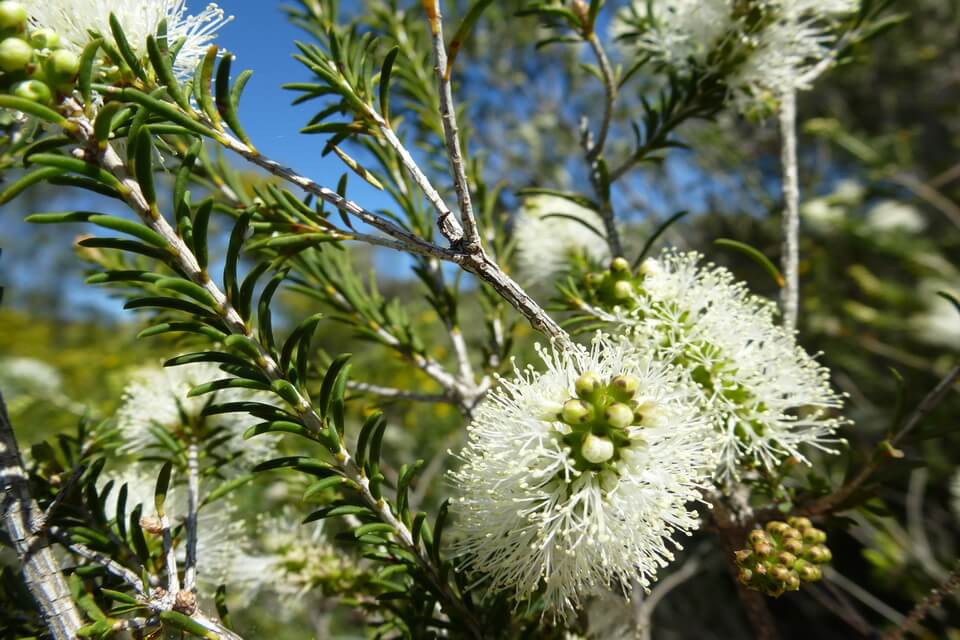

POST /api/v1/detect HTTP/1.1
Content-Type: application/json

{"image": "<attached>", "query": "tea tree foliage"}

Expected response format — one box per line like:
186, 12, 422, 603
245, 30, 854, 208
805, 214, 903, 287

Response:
0, 1, 958, 639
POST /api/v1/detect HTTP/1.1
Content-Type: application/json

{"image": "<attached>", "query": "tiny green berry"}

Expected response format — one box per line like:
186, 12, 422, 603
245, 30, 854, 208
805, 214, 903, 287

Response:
610, 256, 630, 273
0, 2, 26, 31
581, 434, 615, 464
0, 36, 32, 72
46, 49, 79, 81
29, 28, 60, 50
610, 374, 640, 399
604, 403, 634, 430
11, 79, 52, 104
574, 371, 601, 399
561, 399, 591, 425
612, 280, 633, 300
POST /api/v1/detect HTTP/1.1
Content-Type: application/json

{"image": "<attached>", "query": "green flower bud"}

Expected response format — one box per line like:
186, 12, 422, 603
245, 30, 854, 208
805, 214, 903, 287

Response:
782, 527, 802, 540
766, 521, 788, 536
778, 551, 797, 567
737, 568, 753, 584
754, 542, 775, 558
11, 79, 52, 104
0, 2, 26, 31
574, 371, 601, 399
787, 516, 812, 531
561, 399, 591, 425
748, 529, 769, 547
45, 48, 78, 81
584, 272, 603, 286
796, 561, 821, 582
612, 280, 633, 300
0, 36, 32, 72
581, 434, 615, 464
29, 28, 60, 50
785, 573, 801, 591
769, 565, 790, 582
604, 402, 634, 429
734, 549, 752, 565
803, 528, 826, 544
610, 256, 630, 274
807, 545, 832, 564
610, 374, 640, 400
783, 538, 803, 555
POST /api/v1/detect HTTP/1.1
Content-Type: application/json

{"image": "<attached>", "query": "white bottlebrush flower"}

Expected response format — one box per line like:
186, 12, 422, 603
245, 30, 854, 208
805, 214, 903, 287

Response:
0, 357, 84, 414
513, 195, 611, 284
909, 281, 960, 350
22, 0, 230, 77
450, 335, 715, 621
226, 510, 348, 608
626, 249, 847, 480
115, 361, 278, 467
620, 0, 859, 112
801, 197, 845, 230
865, 200, 927, 234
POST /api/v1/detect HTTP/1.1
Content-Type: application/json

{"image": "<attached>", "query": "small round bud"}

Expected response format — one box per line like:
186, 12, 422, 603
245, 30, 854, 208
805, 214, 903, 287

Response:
638, 257, 662, 277
807, 545, 832, 564
561, 399, 591, 425
797, 562, 822, 582
769, 565, 790, 582
139, 515, 163, 535
581, 434, 615, 464
803, 528, 826, 544
787, 516, 812, 531
783, 538, 803, 555
610, 374, 640, 400
782, 527, 801, 540
754, 542, 775, 558
0, 36, 32, 72
778, 552, 797, 567
584, 272, 603, 287
29, 28, 60, 50
766, 521, 788, 536
612, 280, 633, 300
748, 529, 768, 547
0, 2, 26, 30
610, 256, 630, 274
734, 549, 753, 565
174, 590, 197, 614
785, 573, 801, 591
575, 371, 602, 399
753, 562, 767, 575
605, 403, 634, 429
11, 79, 52, 104
737, 568, 753, 584
45, 49, 78, 81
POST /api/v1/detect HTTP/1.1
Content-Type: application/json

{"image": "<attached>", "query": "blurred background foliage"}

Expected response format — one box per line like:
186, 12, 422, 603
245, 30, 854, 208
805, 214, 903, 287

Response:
1, 0, 958, 637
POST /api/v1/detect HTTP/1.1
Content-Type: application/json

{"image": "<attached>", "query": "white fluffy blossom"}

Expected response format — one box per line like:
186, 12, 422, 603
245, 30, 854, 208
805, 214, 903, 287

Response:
513, 195, 611, 284
909, 281, 960, 350
865, 200, 927, 233
23, 0, 230, 77
620, 0, 859, 112
450, 335, 715, 620
626, 250, 847, 480
116, 362, 278, 466
226, 510, 348, 608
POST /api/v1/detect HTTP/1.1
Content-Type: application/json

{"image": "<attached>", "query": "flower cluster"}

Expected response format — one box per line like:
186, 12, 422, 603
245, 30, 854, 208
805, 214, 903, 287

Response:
451, 335, 715, 620
115, 361, 279, 468
21, 0, 230, 78
735, 517, 831, 596
0, 1, 79, 105
610, 250, 847, 481
616, 0, 860, 113
513, 194, 611, 285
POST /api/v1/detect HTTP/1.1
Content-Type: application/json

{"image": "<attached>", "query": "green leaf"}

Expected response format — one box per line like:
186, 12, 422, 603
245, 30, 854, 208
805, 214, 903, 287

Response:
116, 87, 216, 138
188, 377, 271, 397
714, 239, 785, 288
378, 46, 399, 120
123, 296, 217, 318
146, 35, 190, 111
634, 210, 689, 267
154, 461, 172, 515
280, 313, 323, 375
0, 95, 68, 126
355, 410, 384, 469
216, 54, 253, 145
78, 39, 104, 106
303, 475, 346, 500
201, 474, 253, 506
77, 237, 170, 262
0, 167, 64, 204
243, 420, 311, 440
109, 13, 147, 79
100, 589, 138, 605
93, 101, 126, 148
159, 611, 218, 639
154, 277, 217, 307
318, 353, 352, 418
192, 198, 214, 270
224, 213, 252, 303
258, 269, 287, 355
28, 153, 121, 189
354, 522, 394, 539
446, 0, 495, 75
137, 321, 226, 341
197, 45, 221, 128
302, 504, 369, 523
134, 129, 157, 206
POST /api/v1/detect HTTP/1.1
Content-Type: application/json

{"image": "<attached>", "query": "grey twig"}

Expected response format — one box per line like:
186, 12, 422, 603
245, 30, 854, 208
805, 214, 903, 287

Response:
883, 560, 960, 640
347, 381, 451, 404
0, 391, 83, 639
425, 0, 482, 253
778, 91, 800, 330
183, 444, 200, 593
636, 555, 702, 640
51, 526, 145, 596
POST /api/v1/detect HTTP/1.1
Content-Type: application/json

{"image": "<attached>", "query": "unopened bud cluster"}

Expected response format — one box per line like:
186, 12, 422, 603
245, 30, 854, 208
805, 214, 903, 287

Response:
0, 2, 78, 105
544, 369, 661, 470
735, 517, 831, 597
581, 257, 660, 310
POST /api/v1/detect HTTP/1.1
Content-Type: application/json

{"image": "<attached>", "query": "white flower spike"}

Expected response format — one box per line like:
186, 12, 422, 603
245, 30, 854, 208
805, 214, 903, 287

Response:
626, 249, 848, 481
513, 194, 611, 284
450, 335, 716, 620
22, 0, 231, 77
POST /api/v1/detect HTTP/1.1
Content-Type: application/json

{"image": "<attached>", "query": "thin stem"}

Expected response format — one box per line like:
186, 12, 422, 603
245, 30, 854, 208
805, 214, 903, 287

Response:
160, 511, 180, 597
63, 108, 484, 639
0, 391, 83, 640
779, 91, 800, 330
585, 32, 617, 164
824, 567, 905, 626
883, 561, 960, 640
183, 444, 200, 593
425, 0, 482, 252
51, 526, 145, 596
347, 381, 450, 403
